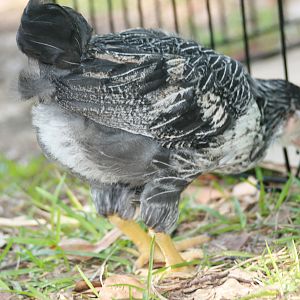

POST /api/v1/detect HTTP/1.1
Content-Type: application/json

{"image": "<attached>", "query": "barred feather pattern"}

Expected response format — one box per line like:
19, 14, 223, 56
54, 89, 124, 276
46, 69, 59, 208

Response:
54, 29, 253, 151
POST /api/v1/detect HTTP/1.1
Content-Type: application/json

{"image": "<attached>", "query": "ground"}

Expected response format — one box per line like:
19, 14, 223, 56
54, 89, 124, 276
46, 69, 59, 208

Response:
0, 157, 300, 299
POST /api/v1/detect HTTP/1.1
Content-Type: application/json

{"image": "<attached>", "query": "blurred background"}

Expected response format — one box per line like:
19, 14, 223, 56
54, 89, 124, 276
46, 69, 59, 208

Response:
1, 0, 300, 169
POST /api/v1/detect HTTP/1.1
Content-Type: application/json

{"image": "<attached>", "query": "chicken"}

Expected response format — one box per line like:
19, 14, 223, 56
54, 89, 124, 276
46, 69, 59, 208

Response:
17, 0, 300, 271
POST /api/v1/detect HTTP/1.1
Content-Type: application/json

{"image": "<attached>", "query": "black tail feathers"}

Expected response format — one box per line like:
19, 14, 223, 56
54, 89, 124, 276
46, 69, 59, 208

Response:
17, 0, 92, 69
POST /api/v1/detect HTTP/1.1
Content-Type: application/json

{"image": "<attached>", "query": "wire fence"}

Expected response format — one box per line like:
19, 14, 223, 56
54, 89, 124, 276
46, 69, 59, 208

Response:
53, 0, 300, 178
53, 0, 300, 62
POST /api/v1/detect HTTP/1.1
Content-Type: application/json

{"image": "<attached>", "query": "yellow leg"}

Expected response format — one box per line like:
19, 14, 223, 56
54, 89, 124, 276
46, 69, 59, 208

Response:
108, 215, 164, 268
152, 231, 191, 273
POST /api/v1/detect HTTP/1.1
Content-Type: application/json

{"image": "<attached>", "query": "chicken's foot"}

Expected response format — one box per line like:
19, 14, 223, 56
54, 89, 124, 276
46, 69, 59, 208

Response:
108, 215, 164, 268
175, 235, 210, 252
150, 231, 192, 273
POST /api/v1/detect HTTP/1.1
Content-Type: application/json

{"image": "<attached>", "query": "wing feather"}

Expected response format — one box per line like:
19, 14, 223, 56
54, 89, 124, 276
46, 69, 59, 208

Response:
53, 29, 252, 149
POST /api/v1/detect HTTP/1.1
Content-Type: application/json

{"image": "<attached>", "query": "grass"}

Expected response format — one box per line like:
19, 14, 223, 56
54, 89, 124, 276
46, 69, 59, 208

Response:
0, 155, 300, 299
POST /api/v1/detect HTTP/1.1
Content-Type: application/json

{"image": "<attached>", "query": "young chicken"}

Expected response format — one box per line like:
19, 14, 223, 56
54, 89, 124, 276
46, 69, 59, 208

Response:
17, 0, 300, 270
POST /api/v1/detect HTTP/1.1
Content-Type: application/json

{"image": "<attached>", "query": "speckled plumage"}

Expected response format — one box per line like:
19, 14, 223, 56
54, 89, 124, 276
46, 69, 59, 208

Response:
17, 1, 300, 232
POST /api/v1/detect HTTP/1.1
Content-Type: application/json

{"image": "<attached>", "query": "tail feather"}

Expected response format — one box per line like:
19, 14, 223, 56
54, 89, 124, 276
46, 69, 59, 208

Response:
17, 0, 92, 69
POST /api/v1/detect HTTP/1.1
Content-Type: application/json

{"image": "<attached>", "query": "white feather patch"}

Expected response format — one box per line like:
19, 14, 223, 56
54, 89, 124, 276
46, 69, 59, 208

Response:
32, 104, 119, 184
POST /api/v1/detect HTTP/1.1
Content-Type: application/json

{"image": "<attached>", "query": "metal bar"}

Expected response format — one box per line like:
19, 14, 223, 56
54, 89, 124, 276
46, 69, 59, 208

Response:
88, 0, 97, 31
206, 0, 215, 49
155, 0, 162, 28
278, 0, 289, 80
122, 0, 130, 28
277, 0, 291, 174
137, 0, 144, 27
234, 173, 289, 186
107, 0, 115, 32
240, 0, 251, 74
171, 0, 179, 33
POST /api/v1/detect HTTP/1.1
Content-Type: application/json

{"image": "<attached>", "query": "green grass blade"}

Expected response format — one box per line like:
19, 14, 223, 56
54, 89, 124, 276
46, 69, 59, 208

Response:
65, 186, 84, 210
8, 237, 56, 247
0, 240, 13, 263
0, 268, 41, 278
144, 235, 155, 300
0, 279, 10, 290
255, 167, 267, 216
231, 197, 247, 228
21, 247, 45, 269
265, 242, 283, 294
27, 285, 51, 300
36, 187, 99, 238
196, 204, 229, 222
275, 176, 293, 210
76, 265, 100, 298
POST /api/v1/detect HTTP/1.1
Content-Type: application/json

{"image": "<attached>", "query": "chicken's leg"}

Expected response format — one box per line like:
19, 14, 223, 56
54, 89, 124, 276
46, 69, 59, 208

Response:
151, 231, 191, 273
108, 215, 164, 268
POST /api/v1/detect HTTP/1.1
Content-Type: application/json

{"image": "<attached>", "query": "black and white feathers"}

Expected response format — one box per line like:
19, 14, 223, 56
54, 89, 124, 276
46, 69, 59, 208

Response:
55, 29, 252, 151
17, 0, 300, 232
17, 0, 92, 69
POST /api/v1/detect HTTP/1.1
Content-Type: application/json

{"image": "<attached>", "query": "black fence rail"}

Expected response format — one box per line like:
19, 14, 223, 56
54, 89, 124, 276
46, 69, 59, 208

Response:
52, 0, 300, 178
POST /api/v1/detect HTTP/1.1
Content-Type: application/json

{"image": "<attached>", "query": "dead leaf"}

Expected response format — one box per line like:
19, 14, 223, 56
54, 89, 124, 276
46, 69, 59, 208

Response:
214, 198, 232, 215
186, 186, 227, 204
192, 288, 215, 300
36, 209, 79, 228
232, 177, 258, 198
210, 232, 250, 251
50, 291, 74, 300
228, 269, 256, 283
214, 278, 252, 299
81, 274, 144, 300
0, 292, 13, 300
197, 174, 220, 183
58, 228, 122, 261
267, 204, 292, 229
0, 216, 47, 227
191, 278, 253, 300
74, 280, 102, 293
